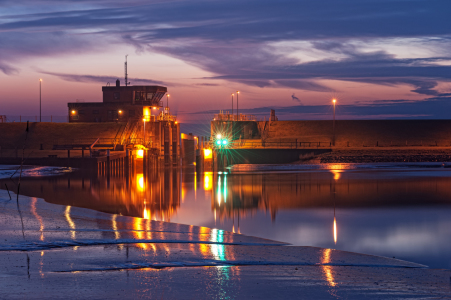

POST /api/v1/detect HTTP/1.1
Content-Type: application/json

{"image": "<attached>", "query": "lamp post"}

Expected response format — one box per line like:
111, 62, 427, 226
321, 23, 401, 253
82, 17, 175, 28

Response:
236, 91, 240, 119
231, 93, 234, 117
332, 98, 336, 146
39, 79, 42, 122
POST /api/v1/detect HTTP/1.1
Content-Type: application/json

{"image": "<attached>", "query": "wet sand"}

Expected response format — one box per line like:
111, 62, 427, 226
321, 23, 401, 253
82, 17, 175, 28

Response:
1, 189, 450, 299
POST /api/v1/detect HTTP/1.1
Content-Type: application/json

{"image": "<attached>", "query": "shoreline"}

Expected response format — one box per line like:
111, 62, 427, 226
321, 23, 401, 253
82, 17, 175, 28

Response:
1, 180, 451, 298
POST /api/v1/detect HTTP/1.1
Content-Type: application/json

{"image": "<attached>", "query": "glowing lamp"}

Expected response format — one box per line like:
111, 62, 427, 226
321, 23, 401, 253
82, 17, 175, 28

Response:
222, 140, 227, 145
332, 99, 336, 103
137, 149, 144, 158
118, 110, 122, 114
71, 110, 76, 114
216, 134, 222, 139
203, 148, 212, 159
216, 140, 221, 145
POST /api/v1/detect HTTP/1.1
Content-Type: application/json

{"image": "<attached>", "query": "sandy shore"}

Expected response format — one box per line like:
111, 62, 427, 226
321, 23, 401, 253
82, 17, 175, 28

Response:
1, 189, 450, 299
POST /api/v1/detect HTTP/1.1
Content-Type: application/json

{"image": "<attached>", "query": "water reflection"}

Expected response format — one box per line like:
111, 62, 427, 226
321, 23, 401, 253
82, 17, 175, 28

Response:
65, 206, 76, 240
30, 197, 44, 241
2, 165, 451, 268
321, 248, 336, 287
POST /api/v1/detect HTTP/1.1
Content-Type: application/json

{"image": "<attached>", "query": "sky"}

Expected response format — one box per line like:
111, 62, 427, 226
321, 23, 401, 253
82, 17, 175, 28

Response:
1, 0, 451, 123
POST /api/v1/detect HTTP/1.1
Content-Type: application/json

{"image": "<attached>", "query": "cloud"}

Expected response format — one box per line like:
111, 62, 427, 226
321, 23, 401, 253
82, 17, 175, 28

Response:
191, 96, 451, 120
291, 93, 301, 104
41, 71, 168, 85
1, 0, 451, 96
0, 62, 18, 75
194, 83, 220, 87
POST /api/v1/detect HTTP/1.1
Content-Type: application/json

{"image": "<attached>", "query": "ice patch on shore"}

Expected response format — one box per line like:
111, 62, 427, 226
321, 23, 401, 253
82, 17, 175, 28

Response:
0, 165, 73, 179
0, 238, 287, 252
58, 260, 426, 273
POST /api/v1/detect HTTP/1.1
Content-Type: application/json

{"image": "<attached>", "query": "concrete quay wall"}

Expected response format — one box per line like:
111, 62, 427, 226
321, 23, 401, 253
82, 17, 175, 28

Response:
0, 122, 125, 150
262, 120, 451, 147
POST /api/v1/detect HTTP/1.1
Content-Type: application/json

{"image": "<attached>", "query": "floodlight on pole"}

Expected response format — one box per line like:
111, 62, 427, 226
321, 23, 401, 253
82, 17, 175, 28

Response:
236, 91, 240, 118
231, 93, 234, 116
332, 99, 337, 146
39, 79, 42, 122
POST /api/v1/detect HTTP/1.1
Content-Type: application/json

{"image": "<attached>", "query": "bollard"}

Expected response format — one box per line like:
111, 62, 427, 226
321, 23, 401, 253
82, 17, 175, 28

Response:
106, 149, 110, 174
143, 150, 147, 176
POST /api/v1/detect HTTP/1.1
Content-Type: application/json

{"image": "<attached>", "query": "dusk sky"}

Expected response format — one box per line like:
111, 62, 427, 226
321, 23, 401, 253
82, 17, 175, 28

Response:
1, 0, 451, 122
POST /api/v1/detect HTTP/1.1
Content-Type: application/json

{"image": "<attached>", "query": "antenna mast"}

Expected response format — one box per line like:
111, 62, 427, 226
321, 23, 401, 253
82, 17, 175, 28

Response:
124, 55, 129, 86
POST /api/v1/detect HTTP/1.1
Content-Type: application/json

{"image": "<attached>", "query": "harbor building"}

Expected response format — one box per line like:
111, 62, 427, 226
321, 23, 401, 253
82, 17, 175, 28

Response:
68, 79, 167, 123
67, 79, 180, 166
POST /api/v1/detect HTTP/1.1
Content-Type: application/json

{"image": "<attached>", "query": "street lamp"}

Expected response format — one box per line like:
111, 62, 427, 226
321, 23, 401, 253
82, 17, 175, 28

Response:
231, 93, 234, 116
236, 91, 240, 119
332, 99, 336, 146
166, 94, 170, 110
39, 79, 42, 122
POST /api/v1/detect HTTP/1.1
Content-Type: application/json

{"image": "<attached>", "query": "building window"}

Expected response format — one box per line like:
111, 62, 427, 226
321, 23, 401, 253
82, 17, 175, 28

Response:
129, 110, 135, 117
135, 92, 145, 102
92, 110, 99, 114
146, 93, 154, 100
72, 115, 79, 120
79, 110, 85, 115
114, 92, 120, 100
107, 110, 118, 121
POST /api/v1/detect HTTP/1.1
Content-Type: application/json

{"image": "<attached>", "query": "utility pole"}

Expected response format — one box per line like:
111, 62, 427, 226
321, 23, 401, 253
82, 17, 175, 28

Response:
332, 99, 336, 146
231, 93, 234, 116
236, 91, 240, 119
39, 79, 42, 122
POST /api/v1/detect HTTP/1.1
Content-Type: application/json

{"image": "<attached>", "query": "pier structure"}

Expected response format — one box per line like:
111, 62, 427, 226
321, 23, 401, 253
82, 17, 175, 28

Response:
204, 111, 332, 171
66, 80, 180, 168
0, 81, 180, 174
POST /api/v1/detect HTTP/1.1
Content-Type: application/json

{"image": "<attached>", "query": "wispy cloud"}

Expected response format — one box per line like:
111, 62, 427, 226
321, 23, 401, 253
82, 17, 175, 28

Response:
1, 0, 450, 97
190, 96, 451, 120
40, 71, 173, 86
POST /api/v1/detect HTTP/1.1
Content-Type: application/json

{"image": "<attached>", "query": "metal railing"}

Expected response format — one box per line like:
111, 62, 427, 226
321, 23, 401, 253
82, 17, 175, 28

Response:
212, 140, 332, 149
213, 112, 257, 121
53, 138, 121, 146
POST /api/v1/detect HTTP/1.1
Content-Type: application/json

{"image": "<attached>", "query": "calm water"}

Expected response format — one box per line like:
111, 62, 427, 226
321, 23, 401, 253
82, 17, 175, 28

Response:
2, 163, 451, 269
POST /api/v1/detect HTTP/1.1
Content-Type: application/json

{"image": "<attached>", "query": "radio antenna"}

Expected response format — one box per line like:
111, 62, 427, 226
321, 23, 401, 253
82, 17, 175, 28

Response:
125, 55, 130, 86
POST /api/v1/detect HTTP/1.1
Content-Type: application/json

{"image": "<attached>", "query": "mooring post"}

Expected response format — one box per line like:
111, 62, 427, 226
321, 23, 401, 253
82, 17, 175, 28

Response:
125, 149, 129, 174
143, 149, 148, 177
106, 149, 110, 174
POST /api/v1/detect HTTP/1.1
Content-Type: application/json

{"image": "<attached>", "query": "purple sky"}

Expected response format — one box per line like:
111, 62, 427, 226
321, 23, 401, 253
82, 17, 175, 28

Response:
1, 0, 451, 122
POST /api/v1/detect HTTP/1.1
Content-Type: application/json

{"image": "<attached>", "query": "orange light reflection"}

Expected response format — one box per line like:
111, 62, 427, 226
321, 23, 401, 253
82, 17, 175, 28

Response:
322, 249, 336, 287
